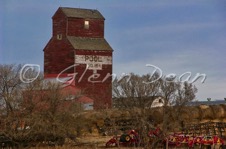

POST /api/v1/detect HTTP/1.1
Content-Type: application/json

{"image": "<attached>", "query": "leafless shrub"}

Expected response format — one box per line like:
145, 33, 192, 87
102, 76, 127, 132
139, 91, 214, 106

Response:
0, 64, 84, 147
112, 73, 197, 148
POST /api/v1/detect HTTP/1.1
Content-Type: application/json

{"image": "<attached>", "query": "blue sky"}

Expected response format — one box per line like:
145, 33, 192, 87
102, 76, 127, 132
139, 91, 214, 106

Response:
0, 0, 226, 100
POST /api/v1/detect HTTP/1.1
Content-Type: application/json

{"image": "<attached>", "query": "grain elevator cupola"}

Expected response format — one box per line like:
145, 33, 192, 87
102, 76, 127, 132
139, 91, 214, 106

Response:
43, 7, 113, 109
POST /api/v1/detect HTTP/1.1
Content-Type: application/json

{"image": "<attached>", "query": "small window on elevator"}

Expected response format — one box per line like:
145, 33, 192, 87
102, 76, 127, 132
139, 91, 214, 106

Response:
57, 34, 62, 40
84, 20, 89, 29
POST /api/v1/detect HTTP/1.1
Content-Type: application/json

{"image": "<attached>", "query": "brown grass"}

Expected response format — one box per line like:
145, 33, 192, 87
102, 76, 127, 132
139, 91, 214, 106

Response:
30, 105, 226, 149
29, 135, 146, 149
31, 147, 145, 149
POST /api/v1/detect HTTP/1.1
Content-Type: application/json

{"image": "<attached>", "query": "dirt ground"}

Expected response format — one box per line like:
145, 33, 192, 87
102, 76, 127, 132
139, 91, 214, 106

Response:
30, 136, 113, 149
29, 135, 226, 149
28, 135, 149, 149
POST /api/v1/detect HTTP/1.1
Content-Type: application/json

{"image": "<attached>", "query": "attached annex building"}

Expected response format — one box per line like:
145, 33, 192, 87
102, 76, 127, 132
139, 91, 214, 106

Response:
43, 7, 113, 109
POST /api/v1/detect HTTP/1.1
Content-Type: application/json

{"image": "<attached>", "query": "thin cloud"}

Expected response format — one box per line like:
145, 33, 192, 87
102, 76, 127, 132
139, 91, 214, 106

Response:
122, 22, 225, 38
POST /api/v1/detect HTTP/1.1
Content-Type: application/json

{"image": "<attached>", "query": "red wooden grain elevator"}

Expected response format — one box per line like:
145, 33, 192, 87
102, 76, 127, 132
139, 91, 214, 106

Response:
43, 7, 113, 109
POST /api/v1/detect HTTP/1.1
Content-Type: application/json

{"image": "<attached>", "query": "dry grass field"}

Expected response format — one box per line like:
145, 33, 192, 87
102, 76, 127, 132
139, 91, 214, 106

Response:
29, 136, 112, 149
27, 105, 226, 149
30, 146, 108, 149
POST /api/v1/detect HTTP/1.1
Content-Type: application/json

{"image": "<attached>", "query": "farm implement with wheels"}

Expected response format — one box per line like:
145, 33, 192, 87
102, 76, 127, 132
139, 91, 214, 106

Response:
152, 132, 226, 149
106, 127, 226, 148
106, 129, 140, 147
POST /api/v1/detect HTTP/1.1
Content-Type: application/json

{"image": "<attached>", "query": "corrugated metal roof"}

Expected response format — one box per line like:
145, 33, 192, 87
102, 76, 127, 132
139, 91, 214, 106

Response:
67, 36, 113, 51
60, 7, 104, 19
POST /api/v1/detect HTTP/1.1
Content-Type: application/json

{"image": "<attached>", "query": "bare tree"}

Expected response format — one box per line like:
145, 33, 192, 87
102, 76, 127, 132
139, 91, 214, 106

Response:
174, 82, 197, 129
0, 64, 22, 116
20, 77, 83, 147
0, 64, 83, 147
111, 73, 198, 148
113, 73, 161, 108
111, 73, 162, 147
